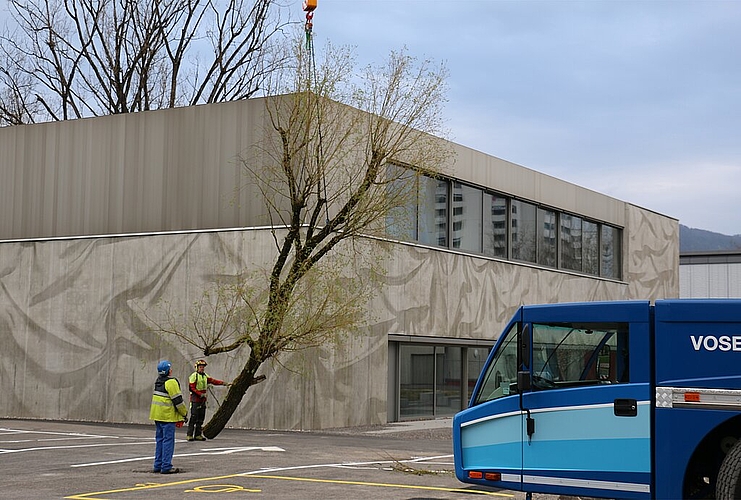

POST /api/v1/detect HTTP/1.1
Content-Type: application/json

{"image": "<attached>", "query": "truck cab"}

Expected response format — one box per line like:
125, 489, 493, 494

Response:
453, 299, 741, 499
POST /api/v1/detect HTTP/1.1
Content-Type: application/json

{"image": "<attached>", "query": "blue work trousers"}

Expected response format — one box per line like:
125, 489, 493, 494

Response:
153, 421, 176, 472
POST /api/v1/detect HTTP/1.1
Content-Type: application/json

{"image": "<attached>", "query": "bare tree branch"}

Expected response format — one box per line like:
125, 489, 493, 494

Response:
0, 0, 288, 125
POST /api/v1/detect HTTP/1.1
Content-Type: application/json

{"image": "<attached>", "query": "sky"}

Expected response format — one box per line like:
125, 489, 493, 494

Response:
295, 0, 741, 235
1, 1, 739, 235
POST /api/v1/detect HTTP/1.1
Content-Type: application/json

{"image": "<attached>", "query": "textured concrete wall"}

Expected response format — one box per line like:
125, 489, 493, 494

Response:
1, 206, 676, 429
0, 98, 631, 242
0, 100, 269, 240
625, 204, 680, 300
0, 99, 678, 429
451, 143, 625, 228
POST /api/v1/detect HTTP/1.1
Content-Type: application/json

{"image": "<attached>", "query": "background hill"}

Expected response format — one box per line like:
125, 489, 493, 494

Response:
680, 224, 741, 252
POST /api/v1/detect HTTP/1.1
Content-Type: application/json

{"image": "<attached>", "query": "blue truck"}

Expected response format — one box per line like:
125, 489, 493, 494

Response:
453, 299, 741, 499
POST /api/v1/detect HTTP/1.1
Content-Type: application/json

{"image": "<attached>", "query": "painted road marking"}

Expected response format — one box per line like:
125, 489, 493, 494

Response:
185, 484, 261, 493
245, 474, 513, 497
0, 427, 123, 440
246, 454, 454, 475
1, 436, 121, 444
1, 441, 152, 454
0, 427, 150, 452
66, 457, 514, 499
71, 446, 285, 467
66, 473, 511, 499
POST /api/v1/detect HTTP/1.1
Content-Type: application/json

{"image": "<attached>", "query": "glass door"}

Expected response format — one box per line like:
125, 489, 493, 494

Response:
398, 344, 463, 419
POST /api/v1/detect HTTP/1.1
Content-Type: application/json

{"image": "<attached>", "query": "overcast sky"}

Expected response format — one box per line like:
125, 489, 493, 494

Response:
2, 1, 739, 235
298, 0, 741, 235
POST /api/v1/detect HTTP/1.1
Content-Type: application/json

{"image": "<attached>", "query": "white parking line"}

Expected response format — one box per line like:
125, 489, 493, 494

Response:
71, 446, 286, 467
243, 454, 455, 475
0, 425, 155, 454
0, 428, 121, 439
0, 441, 152, 454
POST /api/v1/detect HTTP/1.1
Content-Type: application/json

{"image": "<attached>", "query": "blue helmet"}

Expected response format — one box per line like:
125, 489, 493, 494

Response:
157, 360, 171, 375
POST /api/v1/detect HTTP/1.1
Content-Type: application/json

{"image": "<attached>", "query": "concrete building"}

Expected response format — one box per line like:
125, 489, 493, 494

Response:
680, 251, 741, 298
0, 98, 678, 430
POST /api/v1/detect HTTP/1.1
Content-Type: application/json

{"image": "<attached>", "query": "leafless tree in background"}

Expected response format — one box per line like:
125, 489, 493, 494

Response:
0, 0, 287, 124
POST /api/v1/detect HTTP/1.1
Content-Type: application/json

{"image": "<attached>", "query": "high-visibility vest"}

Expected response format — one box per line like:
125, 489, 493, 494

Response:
149, 375, 187, 422
189, 371, 224, 403
190, 371, 210, 393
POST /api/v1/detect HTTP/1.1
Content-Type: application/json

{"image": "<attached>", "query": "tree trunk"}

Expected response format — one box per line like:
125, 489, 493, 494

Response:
202, 356, 261, 439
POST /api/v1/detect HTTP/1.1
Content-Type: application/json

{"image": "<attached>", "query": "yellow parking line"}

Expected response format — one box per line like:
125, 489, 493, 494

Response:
66, 472, 514, 498
248, 474, 514, 497
64, 473, 246, 499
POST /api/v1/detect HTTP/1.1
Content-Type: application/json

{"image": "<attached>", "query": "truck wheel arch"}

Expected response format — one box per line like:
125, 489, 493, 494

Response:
683, 416, 741, 499
717, 438, 741, 500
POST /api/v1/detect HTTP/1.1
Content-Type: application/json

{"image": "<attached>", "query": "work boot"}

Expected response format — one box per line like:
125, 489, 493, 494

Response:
194, 435, 206, 441
161, 467, 181, 474
186, 435, 194, 441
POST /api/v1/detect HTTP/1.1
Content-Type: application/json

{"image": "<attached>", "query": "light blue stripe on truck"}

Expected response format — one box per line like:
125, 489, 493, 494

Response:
461, 401, 650, 472
461, 411, 522, 469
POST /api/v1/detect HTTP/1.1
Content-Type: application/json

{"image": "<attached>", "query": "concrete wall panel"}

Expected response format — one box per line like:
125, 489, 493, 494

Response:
0, 220, 673, 430
0, 99, 678, 430
1, 100, 643, 242
625, 204, 679, 299
0, 101, 269, 240
451, 143, 626, 227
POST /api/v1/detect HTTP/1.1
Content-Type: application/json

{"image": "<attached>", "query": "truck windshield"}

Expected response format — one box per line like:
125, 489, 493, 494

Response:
472, 323, 519, 405
471, 321, 629, 405
532, 322, 628, 389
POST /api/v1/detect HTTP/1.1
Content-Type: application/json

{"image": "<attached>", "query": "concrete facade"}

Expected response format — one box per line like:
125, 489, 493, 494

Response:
680, 251, 741, 298
0, 99, 679, 430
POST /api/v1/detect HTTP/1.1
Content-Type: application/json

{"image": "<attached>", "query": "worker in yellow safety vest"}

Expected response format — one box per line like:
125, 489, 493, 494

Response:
187, 359, 227, 441
149, 360, 188, 474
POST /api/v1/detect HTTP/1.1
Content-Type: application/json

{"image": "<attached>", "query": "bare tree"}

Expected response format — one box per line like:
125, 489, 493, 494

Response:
146, 36, 452, 437
0, 0, 286, 124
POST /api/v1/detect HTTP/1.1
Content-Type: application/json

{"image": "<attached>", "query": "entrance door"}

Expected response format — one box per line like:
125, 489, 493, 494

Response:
398, 344, 464, 419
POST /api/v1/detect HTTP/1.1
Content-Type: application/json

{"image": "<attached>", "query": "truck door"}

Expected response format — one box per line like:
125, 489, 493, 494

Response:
454, 314, 524, 492
520, 301, 653, 499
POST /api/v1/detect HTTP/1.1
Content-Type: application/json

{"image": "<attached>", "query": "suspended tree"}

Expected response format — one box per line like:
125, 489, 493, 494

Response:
146, 32, 452, 437
0, 0, 286, 124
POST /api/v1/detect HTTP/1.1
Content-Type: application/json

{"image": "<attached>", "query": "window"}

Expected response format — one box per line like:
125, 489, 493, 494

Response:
418, 176, 448, 247
467, 347, 489, 403
531, 322, 629, 390
385, 164, 418, 241
601, 225, 621, 279
537, 208, 557, 267
400, 345, 435, 418
583, 220, 599, 275
484, 194, 507, 258
398, 344, 465, 418
452, 182, 482, 252
511, 200, 537, 263
561, 214, 583, 272
385, 167, 623, 280
473, 324, 519, 405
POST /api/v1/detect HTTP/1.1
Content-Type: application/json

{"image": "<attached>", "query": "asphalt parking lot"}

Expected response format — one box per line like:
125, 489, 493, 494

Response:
1, 417, 559, 500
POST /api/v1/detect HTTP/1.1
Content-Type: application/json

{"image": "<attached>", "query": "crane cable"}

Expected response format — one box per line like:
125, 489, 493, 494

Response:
303, 1, 330, 225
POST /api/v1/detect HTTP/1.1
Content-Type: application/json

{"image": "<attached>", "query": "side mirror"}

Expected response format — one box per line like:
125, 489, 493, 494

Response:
520, 323, 531, 369
517, 370, 531, 392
